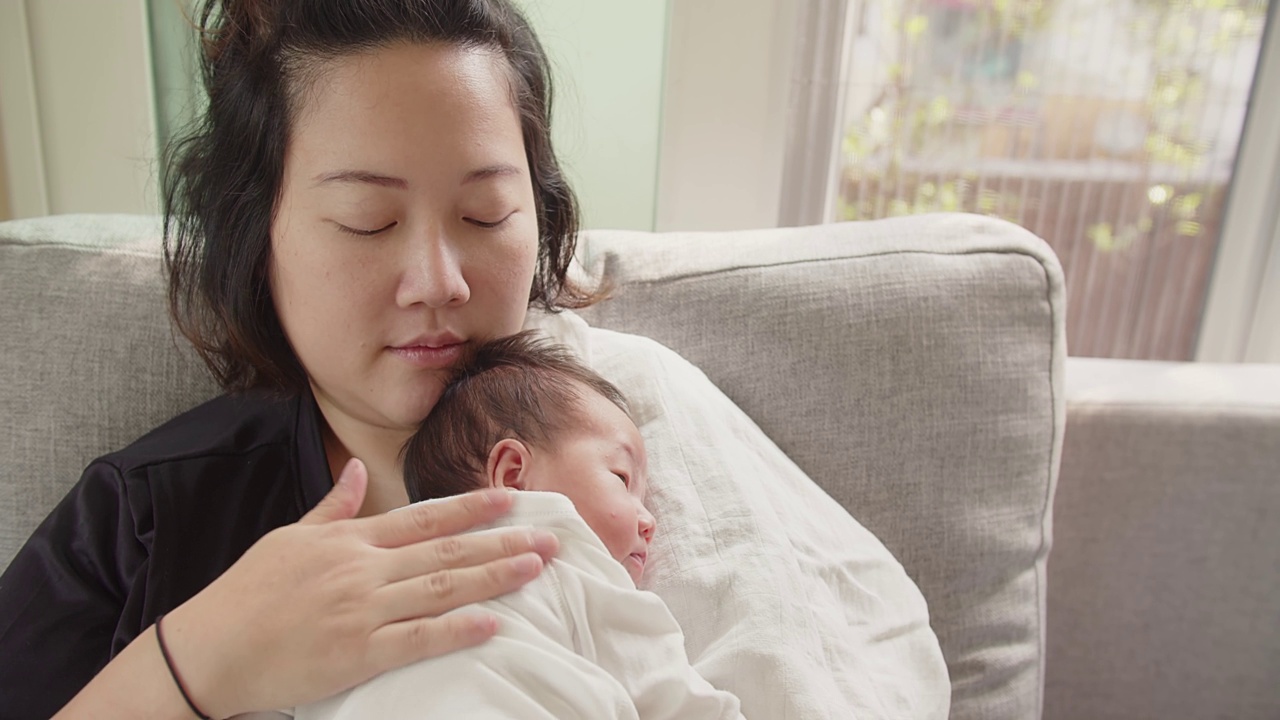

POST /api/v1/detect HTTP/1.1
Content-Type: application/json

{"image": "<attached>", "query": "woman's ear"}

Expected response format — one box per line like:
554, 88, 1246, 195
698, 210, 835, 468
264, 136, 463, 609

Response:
485, 438, 532, 490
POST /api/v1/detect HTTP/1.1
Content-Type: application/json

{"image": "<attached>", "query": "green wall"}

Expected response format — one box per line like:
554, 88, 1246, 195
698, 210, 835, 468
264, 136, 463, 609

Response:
147, 0, 202, 176
512, 0, 668, 231
148, 0, 669, 231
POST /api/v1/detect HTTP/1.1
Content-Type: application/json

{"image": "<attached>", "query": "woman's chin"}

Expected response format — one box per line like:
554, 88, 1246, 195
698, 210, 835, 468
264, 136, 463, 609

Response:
325, 386, 443, 432
386, 388, 446, 427
313, 371, 446, 431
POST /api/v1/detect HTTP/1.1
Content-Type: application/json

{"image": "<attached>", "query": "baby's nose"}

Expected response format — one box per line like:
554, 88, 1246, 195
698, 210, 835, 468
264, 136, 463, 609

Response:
639, 510, 656, 541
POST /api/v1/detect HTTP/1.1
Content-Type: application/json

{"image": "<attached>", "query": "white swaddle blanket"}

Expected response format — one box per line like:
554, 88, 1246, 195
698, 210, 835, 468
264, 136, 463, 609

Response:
287, 491, 745, 720
245, 314, 950, 720
528, 311, 951, 720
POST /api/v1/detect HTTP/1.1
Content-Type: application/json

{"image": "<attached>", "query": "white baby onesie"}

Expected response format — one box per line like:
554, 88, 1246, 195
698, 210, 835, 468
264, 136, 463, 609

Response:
251, 491, 744, 720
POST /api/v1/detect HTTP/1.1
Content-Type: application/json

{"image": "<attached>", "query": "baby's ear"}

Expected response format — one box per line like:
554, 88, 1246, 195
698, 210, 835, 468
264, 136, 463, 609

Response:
486, 438, 531, 490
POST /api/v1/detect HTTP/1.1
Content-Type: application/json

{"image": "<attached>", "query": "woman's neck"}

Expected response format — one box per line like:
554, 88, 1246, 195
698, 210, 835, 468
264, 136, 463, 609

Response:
317, 407, 412, 518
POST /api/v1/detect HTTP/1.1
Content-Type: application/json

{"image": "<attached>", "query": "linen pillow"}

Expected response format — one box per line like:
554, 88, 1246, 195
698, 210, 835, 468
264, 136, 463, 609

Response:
528, 310, 951, 719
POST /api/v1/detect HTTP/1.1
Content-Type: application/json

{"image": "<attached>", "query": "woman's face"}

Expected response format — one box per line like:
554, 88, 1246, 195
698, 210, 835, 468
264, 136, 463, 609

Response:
271, 42, 540, 435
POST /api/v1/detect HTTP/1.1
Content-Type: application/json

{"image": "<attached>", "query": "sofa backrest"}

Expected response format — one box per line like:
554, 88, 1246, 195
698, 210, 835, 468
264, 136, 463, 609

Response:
1, 212, 1066, 720
573, 215, 1067, 720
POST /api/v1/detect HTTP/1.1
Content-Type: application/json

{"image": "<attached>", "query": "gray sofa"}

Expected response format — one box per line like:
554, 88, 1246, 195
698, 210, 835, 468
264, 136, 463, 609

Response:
2, 213, 1277, 719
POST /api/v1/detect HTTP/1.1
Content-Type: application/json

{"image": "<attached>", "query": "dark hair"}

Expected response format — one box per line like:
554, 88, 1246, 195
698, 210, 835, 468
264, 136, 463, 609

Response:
403, 331, 628, 503
163, 0, 594, 394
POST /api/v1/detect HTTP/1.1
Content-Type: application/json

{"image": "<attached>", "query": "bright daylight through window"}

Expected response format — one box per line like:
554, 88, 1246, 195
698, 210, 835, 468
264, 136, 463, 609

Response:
835, 0, 1272, 359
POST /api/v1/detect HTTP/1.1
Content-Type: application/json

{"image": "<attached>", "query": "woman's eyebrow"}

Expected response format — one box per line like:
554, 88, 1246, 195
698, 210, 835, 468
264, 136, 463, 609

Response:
310, 164, 521, 188
463, 163, 522, 184
312, 170, 408, 189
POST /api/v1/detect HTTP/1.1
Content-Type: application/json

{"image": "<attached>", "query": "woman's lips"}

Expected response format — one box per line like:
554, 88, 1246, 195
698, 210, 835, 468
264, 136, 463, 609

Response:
388, 342, 464, 369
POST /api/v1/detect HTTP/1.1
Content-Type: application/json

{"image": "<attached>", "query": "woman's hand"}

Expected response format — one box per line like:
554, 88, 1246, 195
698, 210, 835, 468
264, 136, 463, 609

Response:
160, 458, 557, 717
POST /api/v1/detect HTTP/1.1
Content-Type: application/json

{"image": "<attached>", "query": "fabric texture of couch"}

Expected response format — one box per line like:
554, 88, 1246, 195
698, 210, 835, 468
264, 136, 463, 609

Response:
6, 213, 1276, 718
1048, 357, 1280, 719
1, 212, 1062, 719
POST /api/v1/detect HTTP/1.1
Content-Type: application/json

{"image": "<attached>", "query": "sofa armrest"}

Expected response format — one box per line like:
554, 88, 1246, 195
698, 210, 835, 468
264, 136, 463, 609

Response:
1046, 357, 1280, 720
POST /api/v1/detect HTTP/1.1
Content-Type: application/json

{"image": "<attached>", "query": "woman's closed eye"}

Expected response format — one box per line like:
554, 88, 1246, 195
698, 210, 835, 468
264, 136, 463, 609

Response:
334, 220, 397, 237
613, 472, 629, 486
464, 211, 515, 229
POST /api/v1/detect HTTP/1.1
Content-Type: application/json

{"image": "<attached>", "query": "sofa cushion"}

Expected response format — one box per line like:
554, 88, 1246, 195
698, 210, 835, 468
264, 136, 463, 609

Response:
575, 213, 1065, 720
0, 215, 219, 569
0, 213, 1066, 720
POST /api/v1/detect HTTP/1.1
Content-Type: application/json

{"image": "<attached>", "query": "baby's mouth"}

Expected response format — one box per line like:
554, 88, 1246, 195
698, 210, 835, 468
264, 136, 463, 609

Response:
627, 552, 647, 575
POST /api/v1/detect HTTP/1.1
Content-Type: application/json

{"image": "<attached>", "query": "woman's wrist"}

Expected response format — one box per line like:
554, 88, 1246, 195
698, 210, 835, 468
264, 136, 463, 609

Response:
160, 597, 245, 719
155, 615, 213, 719
52, 623, 217, 720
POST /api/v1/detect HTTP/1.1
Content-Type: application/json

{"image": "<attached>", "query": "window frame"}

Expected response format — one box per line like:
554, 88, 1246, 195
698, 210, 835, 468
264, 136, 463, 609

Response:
1196, 0, 1280, 363
777, 0, 1279, 362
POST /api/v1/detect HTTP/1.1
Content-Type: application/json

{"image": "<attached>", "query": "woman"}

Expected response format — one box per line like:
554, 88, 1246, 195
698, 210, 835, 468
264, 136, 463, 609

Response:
0, 1, 592, 717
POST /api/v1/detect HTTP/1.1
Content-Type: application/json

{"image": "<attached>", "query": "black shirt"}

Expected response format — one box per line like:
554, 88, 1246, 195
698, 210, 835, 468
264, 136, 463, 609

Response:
0, 391, 333, 720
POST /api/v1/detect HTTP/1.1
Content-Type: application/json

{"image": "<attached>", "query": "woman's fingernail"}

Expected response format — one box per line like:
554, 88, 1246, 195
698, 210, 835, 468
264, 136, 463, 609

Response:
472, 615, 498, 637
529, 531, 558, 556
336, 460, 351, 486
510, 553, 542, 576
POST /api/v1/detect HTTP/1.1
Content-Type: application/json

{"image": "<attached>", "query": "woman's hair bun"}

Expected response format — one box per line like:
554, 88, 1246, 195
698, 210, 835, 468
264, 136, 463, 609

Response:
199, 0, 280, 66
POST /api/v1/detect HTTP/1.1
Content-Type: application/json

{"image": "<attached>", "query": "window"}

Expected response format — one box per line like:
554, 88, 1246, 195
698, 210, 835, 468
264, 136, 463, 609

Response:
809, 0, 1274, 360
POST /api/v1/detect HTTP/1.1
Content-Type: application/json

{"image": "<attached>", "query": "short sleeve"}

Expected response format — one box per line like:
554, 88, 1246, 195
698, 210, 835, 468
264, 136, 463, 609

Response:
0, 461, 149, 720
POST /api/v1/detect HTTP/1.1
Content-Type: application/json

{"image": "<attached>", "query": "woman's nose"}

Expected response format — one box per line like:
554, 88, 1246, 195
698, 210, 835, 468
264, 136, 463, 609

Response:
396, 230, 471, 309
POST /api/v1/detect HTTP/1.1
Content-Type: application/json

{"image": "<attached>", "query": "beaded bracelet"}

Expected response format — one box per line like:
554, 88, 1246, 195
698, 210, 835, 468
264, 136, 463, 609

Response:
155, 614, 212, 720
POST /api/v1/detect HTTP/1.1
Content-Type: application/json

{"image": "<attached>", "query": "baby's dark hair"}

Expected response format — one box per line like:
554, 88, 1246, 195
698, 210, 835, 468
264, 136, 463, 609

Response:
403, 331, 629, 502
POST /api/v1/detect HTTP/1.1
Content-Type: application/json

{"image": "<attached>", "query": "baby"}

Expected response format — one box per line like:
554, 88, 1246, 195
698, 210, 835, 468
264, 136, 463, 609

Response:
404, 330, 656, 585
286, 331, 745, 720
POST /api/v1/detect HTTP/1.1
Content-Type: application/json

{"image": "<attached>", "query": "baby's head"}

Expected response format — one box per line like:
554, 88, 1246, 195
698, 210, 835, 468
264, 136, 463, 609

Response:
404, 331, 655, 582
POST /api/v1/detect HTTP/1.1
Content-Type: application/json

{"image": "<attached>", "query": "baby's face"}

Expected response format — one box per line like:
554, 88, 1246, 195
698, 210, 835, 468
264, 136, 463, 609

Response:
520, 390, 655, 583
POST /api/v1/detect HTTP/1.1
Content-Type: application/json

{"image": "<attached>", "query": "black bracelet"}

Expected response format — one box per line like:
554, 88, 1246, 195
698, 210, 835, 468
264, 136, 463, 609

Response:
155, 614, 213, 720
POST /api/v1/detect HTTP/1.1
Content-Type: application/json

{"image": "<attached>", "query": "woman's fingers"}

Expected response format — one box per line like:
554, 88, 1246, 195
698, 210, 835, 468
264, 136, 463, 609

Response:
354, 487, 514, 548
382, 527, 559, 584
172, 535, 541, 717
297, 458, 368, 526
366, 612, 500, 674
371, 552, 547, 627
167, 476, 553, 715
